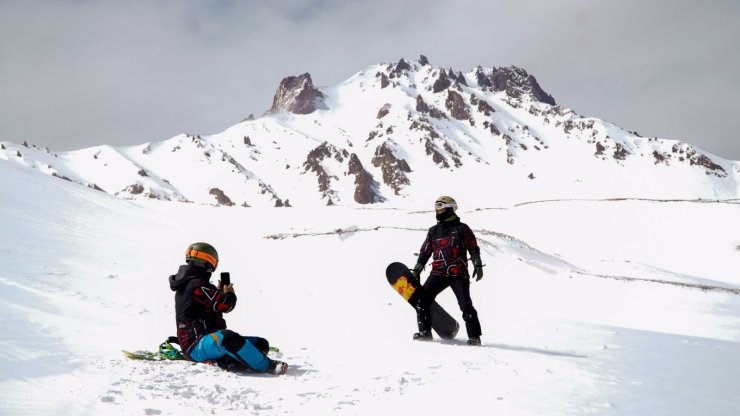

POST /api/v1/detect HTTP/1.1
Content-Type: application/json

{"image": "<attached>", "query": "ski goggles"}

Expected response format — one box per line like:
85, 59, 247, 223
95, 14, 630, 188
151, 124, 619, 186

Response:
434, 202, 457, 210
186, 248, 218, 269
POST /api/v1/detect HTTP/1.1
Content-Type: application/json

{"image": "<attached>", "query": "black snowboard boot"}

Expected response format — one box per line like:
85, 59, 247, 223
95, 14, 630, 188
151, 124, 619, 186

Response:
413, 330, 433, 341
215, 355, 247, 372
467, 336, 481, 346
266, 359, 288, 375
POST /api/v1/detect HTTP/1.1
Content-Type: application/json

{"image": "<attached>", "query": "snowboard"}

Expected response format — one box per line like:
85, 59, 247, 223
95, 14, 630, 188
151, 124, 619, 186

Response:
122, 337, 185, 361
122, 347, 280, 361
122, 349, 182, 361
386, 262, 460, 339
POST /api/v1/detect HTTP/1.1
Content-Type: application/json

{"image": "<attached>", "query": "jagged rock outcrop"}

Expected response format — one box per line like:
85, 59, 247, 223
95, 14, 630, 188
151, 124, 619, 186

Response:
445, 90, 471, 121
371, 142, 411, 195
613, 143, 629, 160
303, 142, 348, 200
442, 141, 463, 168
126, 184, 145, 195
348, 153, 384, 204
416, 96, 447, 119
476, 99, 495, 116
115, 184, 174, 201
673, 144, 727, 177
52, 172, 72, 181
452, 70, 467, 87
483, 121, 501, 136
432, 70, 452, 93
268, 73, 325, 115
209, 188, 235, 206
596, 142, 606, 156
377, 104, 391, 119
654, 150, 673, 166
474, 66, 555, 105
388, 58, 412, 77
379, 73, 390, 88
88, 183, 105, 192
423, 138, 450, 168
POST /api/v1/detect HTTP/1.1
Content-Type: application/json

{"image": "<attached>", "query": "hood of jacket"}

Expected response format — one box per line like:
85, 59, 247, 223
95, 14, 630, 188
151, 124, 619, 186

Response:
169, 264, 211, 291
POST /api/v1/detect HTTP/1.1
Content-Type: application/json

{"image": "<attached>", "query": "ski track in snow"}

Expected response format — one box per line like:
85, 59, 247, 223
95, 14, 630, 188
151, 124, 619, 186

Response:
266, 224, 740, 294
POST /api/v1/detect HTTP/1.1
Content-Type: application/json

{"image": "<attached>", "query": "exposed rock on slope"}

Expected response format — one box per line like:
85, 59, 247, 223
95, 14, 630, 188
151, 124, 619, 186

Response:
268, 73, 325, 115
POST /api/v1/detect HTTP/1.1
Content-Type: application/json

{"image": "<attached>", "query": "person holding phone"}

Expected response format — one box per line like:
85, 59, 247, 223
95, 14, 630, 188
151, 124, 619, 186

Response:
168, 242, 288, 375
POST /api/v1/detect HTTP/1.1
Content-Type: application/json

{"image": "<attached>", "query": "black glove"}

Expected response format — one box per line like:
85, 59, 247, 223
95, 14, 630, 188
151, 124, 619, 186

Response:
411, 263, 424, 279
471, 258, 484, 281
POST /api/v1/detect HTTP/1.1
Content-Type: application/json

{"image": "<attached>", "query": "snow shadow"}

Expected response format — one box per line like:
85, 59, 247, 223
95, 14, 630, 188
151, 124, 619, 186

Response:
437, 338, 587, 358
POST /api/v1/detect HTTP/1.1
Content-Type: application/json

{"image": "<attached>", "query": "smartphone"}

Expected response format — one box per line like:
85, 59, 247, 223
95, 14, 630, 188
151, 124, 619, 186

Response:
220, 272, 230, 286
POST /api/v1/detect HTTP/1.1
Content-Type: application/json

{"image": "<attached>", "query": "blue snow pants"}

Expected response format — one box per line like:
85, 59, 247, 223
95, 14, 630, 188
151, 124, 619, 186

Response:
189, 329, 270, 372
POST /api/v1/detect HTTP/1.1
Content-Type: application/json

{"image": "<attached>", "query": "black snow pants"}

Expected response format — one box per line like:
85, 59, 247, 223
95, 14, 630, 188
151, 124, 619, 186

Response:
416, 274, 482, 338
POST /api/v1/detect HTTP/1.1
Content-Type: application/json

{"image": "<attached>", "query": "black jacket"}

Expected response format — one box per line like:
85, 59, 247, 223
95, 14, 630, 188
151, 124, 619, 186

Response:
416, 215, 481, 277
168, 264, 237, 357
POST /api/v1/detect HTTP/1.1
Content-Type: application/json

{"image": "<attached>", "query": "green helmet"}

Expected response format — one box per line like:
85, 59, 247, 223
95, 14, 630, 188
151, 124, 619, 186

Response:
185, 242, 218, 271
434, 195, 458, 212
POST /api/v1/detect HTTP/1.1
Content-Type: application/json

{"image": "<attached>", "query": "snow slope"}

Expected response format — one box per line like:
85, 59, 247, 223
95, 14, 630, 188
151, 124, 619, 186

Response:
1, 159, 740, 415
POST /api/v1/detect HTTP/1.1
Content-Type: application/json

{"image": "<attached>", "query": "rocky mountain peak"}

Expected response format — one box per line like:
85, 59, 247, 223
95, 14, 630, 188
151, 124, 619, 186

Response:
389, 58, 412, 75
268, 73, 325, 115
380, 56, 434, 82
474, 66, 556, 105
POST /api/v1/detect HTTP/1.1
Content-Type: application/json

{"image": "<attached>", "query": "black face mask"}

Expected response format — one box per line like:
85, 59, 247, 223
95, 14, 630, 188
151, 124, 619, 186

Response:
436, 208, 455, 221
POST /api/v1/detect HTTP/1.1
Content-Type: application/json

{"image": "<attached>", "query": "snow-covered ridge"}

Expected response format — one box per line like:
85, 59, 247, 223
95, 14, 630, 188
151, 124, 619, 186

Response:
3, 56, 739, 207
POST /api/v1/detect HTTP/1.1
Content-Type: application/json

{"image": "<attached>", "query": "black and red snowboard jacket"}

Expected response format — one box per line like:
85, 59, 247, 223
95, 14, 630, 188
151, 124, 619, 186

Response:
416, 215, 482, 278
168, 264, 236, 358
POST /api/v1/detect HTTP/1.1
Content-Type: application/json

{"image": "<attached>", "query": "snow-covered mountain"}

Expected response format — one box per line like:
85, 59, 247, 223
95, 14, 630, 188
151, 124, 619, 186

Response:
2, 55, 739, 207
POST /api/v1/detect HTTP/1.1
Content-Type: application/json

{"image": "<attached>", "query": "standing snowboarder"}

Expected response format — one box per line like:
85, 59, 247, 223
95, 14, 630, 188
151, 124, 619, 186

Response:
169, 242, 288, 375
412, 196, 484, 345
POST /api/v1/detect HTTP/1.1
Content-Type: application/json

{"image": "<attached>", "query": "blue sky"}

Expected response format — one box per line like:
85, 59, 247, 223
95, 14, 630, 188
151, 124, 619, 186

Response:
1, 0, 738, 159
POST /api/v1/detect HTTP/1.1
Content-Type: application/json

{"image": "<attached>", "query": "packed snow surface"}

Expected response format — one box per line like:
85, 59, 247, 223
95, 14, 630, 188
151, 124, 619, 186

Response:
1, 159, 740, 415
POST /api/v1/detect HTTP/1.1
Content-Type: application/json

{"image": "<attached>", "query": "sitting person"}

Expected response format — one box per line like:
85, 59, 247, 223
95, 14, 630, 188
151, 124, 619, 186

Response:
169, 242, 287, 375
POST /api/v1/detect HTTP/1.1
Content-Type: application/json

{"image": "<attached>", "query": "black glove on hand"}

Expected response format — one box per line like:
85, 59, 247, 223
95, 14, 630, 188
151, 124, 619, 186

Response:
412, 263, 424, 279
472, 258, 484, 281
